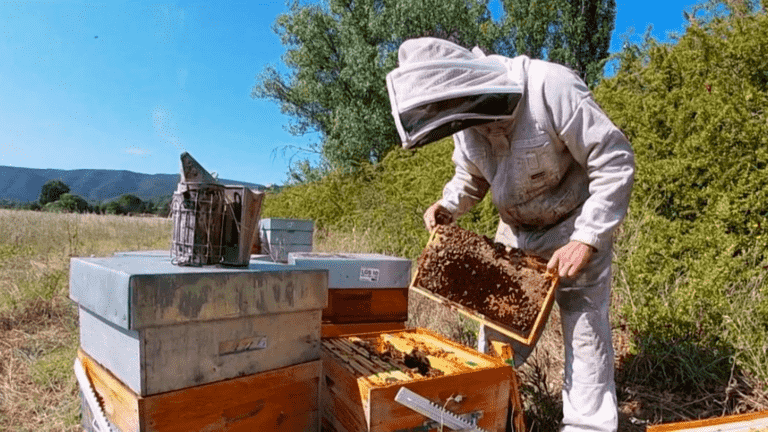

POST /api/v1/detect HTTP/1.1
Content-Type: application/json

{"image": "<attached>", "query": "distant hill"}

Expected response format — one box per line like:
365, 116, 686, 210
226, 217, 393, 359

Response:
0, 165, 266, 203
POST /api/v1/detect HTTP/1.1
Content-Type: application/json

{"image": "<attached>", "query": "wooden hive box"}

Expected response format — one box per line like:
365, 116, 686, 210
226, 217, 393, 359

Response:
321, 328, 513, 432
288, 252, 411, 338
259, 218, 314, 262
78, 349, 321, 432
69, 255, 327, 396
410, 225, 559, 349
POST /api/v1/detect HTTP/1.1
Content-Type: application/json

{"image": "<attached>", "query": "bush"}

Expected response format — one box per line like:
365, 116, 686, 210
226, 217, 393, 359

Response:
595, 11, 768, 380
57, 194, 90, 213
262, 138, 499, 259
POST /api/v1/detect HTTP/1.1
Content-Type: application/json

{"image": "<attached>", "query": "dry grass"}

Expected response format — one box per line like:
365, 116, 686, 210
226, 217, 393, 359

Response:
0, 209, 171, 431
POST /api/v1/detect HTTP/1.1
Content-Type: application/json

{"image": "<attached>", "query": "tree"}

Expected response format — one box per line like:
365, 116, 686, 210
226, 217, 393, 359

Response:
115, 194, 145, 214
593, 8, 768, 382
254, 0, 617, 179
39, 180, 70, 206
253, 0, 499, 176
500, 0, 616, 86
58, 193, 90, 213
104, 201, 123, 215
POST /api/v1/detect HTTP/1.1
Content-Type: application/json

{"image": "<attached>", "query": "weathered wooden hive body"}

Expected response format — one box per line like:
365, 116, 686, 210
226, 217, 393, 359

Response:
70, 254, 328, 431
259, 218, 314, 262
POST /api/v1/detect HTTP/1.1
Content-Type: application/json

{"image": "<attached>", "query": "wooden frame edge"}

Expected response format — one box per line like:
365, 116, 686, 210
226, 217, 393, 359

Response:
646, 410, 768, 432
408, 227, 559, 349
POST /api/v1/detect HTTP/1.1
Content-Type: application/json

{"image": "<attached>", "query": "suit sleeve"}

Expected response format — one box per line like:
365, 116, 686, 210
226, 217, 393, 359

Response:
543, 65, 635, 251
439, 132, 490, 220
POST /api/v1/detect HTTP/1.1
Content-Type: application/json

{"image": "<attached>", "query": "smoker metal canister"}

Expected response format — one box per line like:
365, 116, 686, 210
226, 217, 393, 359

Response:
171, 181, 227, 266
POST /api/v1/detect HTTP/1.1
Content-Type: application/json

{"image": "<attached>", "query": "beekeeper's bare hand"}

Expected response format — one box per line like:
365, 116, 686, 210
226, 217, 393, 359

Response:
547, 241, 595, 278
423, 201, 453, 231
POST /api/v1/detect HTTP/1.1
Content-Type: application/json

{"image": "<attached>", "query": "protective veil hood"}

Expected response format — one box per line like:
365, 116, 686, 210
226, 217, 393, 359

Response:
386, 38, 524, 149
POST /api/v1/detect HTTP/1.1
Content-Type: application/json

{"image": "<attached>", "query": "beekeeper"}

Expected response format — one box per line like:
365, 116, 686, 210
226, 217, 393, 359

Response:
386, 38, 634, 432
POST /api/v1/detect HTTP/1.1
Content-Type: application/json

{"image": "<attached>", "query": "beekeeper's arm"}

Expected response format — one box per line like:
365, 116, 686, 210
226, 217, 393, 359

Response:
424, 139, 490, 231
541, 64, 635, 275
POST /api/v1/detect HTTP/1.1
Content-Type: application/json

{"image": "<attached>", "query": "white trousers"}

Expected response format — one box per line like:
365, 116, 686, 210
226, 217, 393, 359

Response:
480, 217, 618, 432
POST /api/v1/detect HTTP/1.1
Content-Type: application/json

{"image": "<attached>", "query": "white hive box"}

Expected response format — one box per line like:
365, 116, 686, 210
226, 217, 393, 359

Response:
288, 253, 411, 337
260, 218, 314, 262
69, 254, 327, 396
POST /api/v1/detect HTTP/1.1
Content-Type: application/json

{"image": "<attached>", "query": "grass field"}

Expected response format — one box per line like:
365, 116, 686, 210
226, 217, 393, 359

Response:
0, 209, 765, 431
0, 209, 171, 431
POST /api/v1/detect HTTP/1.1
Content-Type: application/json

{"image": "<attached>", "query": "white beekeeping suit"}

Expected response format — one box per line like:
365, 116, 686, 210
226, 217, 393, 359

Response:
387, 38, 634, 432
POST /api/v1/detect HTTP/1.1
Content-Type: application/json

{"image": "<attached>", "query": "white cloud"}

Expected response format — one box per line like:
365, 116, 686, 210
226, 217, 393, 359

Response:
124, 146, 151, 156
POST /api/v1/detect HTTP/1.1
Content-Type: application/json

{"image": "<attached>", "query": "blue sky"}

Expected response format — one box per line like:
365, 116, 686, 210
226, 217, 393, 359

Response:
1, 0, 701, 186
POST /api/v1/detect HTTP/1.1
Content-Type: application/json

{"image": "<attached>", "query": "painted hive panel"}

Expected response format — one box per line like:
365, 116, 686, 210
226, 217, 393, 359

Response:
80, 306, 322, 396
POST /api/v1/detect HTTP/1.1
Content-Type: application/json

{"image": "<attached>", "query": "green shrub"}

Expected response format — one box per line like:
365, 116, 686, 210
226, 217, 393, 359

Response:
263, 138, 499, 260
596, 11, 768, 380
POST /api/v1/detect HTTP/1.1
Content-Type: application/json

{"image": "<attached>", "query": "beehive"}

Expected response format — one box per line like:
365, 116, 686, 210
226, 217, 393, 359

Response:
289, 252, 411, 338
78, 349, 321, 432
321, 328, 513, 432
259, 218, 314, 262
411, 225, 558, 347
69, 254, 327, 396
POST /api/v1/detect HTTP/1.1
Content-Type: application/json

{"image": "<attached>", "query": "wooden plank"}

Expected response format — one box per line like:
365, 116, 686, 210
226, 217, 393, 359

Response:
142, 360, 321, 432
78, 349, 141, 432
411, 284, 552, 346
79, 349, 321, 432
490, 340, 514, 361
510, 370, 526, 432
485, 340, 526, 432
331, 339, 412, 384
322, 321, 406, 338
79, 305, 143, 399
368, 366, 511, 432
140, 309, 321, 395
322, 288, 409, 324
646, 410, 768, 432
130, 268, 327, 329
321, 328, 514, 432
391, 328, 500, 369
321, 347, 370, 432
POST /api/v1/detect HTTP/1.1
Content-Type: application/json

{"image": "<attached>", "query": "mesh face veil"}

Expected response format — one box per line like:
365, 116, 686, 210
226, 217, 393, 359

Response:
386, 38, 524, 149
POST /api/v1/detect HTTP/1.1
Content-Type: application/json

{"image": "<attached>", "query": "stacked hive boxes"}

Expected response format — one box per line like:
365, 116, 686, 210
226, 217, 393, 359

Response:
259, 218, 314, 262
69, 254, 328, 432
288, 252, 411, 337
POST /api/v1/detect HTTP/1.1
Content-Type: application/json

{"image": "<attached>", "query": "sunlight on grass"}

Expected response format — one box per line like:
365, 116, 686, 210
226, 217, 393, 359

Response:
0, 209, 171, 431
